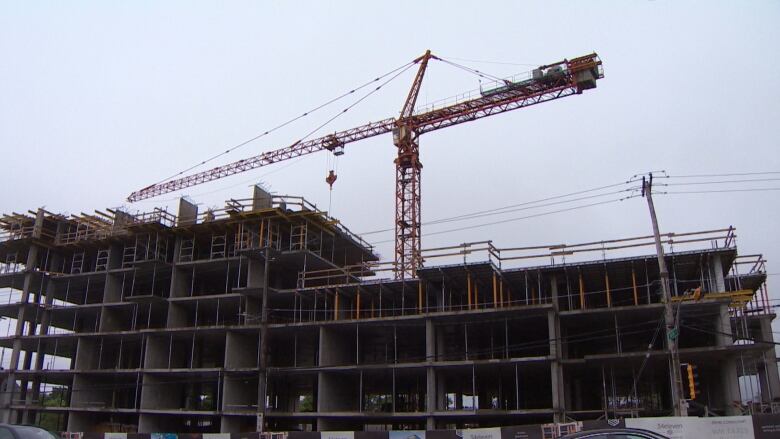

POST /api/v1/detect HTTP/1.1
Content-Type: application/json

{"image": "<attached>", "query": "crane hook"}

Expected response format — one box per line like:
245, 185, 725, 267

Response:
326, 170, 337, 189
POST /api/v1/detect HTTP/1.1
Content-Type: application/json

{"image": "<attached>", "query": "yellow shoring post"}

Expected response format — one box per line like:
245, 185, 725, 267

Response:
356, 288, 361, 320
492, 273, 498, 308
605, 270, 612, 308
418, 281, 423, 313
475, 283, 479, 309
259, 219, 265, 247
467, 273, 473, 310
334, 291, 339, 321
499, 279, 504, 308
632, 267, 639, 306
579, 272, 585, 310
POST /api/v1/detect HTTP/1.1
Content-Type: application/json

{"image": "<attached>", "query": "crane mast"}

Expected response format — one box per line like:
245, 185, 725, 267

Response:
394, 50, 434, 278
128, 51, 603, 279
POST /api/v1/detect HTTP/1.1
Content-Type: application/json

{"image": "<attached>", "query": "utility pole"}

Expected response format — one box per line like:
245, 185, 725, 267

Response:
642, 174, 687, 417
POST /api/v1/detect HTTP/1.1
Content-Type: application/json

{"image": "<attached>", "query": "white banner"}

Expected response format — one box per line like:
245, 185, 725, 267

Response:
626, 416, 753, 439
322, 432, 354, 439
460, 428, 502, 439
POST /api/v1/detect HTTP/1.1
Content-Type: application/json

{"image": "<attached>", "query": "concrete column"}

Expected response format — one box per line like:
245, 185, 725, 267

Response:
143, 335, 168, 369
716, 303, 733, 347
1, 242, 41, 423
177, 197, 198, 226
758, 318, 780, 402
425, 318, 436, 429
225, 331, 259, 369
549, 310, 565, 421
247, 258, 266, 289
26, 277, 56, 423
713, 303, 741, 414
319, 326, 352, 366
721, 357, 742, 415
252, 185, 273, 210
711, 254, 726, 293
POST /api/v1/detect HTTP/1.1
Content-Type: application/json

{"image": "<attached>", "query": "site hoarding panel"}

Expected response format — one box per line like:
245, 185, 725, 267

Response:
626, 416, 754, 439
499, 425, 543, 439
753, 414, 780, 438
321, 432, 354, 439
388, 431, 422, 439
425, 430, 458, 439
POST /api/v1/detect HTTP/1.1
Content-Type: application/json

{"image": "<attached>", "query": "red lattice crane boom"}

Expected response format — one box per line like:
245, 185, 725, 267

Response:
128, 51, 603, 278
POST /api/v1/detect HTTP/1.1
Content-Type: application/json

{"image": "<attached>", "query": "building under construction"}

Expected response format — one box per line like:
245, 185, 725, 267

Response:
0, 186, 777, 433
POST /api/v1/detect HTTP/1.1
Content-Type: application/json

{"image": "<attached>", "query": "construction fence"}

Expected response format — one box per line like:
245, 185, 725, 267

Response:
58, 414, 780, 439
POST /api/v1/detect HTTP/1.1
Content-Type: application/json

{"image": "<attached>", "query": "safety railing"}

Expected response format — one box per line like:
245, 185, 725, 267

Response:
0, 224, 35, 243
130, 207, 176, 228
200, 195, 373, 252
296, 228, 741, 290
421, 228, 737, 270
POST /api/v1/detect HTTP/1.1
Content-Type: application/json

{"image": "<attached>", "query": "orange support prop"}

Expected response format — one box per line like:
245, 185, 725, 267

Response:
632, 268, 639, 306
579, 272, 585, 310
499, 279, 504, 307
492, 273, 498, 308
605, 271, 611, 307
356, 289, 361, 320
334, 291, 340, 321
467, 273, 473, 310
418, 281, 423, 313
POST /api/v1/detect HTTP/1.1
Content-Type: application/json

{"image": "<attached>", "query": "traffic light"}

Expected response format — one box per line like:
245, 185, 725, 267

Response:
684, 363, 699, 400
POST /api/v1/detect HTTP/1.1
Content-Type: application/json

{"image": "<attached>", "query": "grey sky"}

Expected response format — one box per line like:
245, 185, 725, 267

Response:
1, 2, 779, 279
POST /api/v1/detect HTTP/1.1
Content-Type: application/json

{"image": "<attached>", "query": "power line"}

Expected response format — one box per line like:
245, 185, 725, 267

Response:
360, 180, 633, 235
663, 178, 780, 186
660, 188, 780, 195
668, 171, 780, 179
369, 195, 637, 245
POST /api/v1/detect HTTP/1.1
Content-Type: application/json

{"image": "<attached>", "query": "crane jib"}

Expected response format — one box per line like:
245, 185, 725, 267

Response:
127, 53, 602, 205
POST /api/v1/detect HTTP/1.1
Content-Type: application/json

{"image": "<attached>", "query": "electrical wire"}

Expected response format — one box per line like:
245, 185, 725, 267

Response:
369, 195, 638, 245
662, 178, 780, 186
660, 188, 780, 195
361, 181, 635, 236
667, 171, 780, 179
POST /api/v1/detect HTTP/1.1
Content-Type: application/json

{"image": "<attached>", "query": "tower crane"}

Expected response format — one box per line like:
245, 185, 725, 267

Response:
128, 51, 603, 279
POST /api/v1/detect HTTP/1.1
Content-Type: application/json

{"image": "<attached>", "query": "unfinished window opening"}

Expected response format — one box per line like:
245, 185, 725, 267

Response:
140, 372, 220, 412
268, 329, 317, 368
266, 373, 317, 413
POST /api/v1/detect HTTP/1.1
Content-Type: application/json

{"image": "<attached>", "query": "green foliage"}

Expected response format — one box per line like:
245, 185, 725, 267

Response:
36, 387, 67, 432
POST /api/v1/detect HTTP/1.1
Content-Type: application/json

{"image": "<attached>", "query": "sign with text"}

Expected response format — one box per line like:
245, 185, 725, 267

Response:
626, 416, 753, 439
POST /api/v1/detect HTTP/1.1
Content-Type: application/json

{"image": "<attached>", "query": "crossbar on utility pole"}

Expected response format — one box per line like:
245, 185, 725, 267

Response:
642, 174, 687, 417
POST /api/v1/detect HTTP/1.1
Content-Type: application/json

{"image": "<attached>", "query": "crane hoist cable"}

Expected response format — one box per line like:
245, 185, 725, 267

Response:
150, 59, 417, 187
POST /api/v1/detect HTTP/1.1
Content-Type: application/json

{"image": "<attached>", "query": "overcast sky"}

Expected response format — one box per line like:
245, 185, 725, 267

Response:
1, 2, 779, 282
